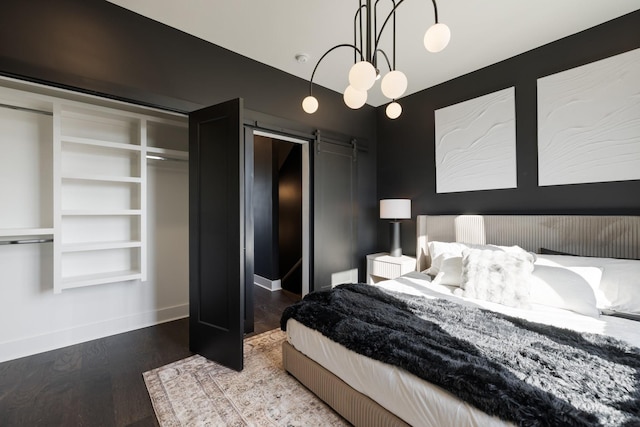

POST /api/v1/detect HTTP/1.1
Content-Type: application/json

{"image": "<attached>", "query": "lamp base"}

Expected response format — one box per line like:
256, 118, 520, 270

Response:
389, 221, 402, 257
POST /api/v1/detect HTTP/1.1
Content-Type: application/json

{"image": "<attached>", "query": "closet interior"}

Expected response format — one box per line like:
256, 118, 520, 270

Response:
0, 78, 189, 362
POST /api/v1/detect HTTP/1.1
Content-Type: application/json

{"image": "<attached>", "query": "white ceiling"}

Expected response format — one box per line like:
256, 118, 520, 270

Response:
106, 0, 640, 107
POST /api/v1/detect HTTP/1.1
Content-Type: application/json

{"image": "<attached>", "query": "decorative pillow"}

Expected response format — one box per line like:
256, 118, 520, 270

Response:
426, 241, 469, 273
458, 248, 535, 308
427, 241, 534, 287
428, 253, 464, 285
425, 241, 471, 285
535, 254, 640, 314
529, 265, 601, 317
427, 241, 470, 260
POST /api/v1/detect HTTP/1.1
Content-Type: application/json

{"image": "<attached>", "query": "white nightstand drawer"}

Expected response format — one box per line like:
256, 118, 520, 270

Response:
366, 253, 416, 284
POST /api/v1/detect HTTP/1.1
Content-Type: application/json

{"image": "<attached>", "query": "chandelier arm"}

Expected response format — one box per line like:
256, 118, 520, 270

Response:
375, 49, 393, 73
366, 0, 372, 61
431, 0, 439, 23
354, 3, 367, 65
373, 0, 379, 67
308, 44, 364, 95
372, 0, 396, 69
373, 0, 405, 64
392, 0, 396, 69
373, 0, 441, 61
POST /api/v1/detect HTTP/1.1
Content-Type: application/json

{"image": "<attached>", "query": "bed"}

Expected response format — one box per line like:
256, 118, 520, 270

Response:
281, 215, 640, 426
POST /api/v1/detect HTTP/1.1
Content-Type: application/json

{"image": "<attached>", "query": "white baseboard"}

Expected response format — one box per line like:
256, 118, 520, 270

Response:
254, 274, 282, 292
0, 303, 189, 363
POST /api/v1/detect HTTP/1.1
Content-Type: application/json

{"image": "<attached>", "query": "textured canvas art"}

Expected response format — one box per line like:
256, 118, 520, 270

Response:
537, 47, 640, 186
435, 87, 517, 193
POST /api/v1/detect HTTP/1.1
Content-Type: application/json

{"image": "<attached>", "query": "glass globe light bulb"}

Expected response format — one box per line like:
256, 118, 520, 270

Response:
386, 102, 402, 119
381, 70, 408, 99
348, 61, 377, 91
343, 85, 367, 109
424, 23, 451, 53
302, 95, 318, 114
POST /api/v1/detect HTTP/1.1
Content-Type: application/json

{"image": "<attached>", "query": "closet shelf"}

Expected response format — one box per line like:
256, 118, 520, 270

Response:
60, 108, 139, 127
61, 136, 142, 152
61, 240, 142, 252
61, 209, 142, 216
61, 173, 142, 183
61, 270, 142, 290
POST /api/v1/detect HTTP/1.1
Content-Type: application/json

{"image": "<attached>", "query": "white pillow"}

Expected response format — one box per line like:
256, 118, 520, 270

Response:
529, 265, 601, 317
428, 253, 464, 285
425, 241, 470, 285
427, 241, 533, 286
426, 241, 469, 271
458, 248, 535, 309
535, 254, 640, 314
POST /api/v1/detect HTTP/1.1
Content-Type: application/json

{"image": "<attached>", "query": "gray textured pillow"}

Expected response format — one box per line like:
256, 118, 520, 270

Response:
459, 248, 535, 308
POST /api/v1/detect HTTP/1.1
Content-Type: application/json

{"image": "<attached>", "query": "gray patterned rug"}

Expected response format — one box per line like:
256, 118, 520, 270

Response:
143, 329, 349, 426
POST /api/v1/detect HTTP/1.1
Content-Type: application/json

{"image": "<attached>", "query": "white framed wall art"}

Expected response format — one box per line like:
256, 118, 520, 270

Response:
434, 87, 517, 194
537, 47, 640, 186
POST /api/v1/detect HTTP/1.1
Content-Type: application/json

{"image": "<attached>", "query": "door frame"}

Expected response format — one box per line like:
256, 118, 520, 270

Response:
252, 129, 311, 296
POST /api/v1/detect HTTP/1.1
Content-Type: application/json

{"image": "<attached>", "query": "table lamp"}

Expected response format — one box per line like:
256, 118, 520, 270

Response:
380, 199, 411, 257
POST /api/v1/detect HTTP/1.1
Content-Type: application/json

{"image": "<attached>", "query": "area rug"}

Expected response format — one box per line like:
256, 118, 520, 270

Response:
143, 329, 349, 426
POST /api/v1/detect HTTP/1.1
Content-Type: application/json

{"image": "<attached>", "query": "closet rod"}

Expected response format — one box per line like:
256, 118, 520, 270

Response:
146, 155, 188, 162
0, 102, 53, 116
0, 238, 54, 246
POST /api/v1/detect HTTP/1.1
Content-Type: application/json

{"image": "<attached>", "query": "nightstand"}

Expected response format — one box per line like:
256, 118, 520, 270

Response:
366, 253, 417, 284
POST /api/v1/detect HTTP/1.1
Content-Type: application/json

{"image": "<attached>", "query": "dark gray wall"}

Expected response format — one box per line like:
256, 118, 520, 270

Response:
253, 136, 279, 280
253, 135, 303, 291
376, 10, 640, 256
278, 143, 303, 294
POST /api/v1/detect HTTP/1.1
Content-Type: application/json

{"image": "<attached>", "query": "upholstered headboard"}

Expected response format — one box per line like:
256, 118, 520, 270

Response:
416, 215, 640, 272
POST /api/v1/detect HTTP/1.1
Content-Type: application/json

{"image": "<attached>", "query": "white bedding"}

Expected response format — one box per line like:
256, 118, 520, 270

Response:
285, 271, 640, 427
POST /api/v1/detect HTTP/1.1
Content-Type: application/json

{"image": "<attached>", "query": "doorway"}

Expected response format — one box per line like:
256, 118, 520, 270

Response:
250, 129, 310, 332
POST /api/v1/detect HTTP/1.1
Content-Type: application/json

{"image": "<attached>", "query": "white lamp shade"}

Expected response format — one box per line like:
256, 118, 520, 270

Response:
380, 199, 411, 219
385, 102, 402, 119
381, 70, 408, 99
424, 23, 451, 53
343, 85, 367, 109
348, 61, 377, 91
302, 95, 318, 114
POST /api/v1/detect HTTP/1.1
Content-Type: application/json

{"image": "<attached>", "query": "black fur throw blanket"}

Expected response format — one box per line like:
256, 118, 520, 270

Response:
281, 283, 640, 427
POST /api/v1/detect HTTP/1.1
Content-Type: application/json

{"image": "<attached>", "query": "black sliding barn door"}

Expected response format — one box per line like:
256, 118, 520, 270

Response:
313, 136, 357, 291
189, 98, 252, 371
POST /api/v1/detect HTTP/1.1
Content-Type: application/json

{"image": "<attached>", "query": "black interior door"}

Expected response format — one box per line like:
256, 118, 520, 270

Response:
189, 98, 247, 371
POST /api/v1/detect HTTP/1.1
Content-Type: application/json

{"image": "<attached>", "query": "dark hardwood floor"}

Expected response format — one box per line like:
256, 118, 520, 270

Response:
0, 285, 300, 426
250, 285, 300, 337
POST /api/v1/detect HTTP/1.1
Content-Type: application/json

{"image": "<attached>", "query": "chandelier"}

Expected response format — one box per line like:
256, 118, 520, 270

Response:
301, 0, 450, 119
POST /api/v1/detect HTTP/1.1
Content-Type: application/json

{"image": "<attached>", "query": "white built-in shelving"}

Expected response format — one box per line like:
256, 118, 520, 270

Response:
53, 103, 147, 292
1, 81, 188, 293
